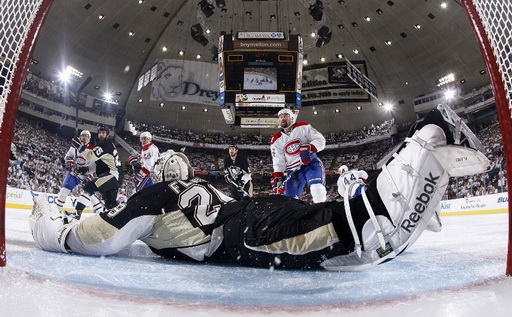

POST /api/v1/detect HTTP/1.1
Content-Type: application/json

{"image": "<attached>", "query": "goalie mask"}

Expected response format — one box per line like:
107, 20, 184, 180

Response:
152, 150, 194, 183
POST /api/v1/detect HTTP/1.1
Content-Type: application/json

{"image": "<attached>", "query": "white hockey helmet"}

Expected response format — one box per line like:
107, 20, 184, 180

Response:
277, 108, 296, 125
80, 130, 91, 138
338, 165, 348, 174
152, 150, 194, 183
140, 131, 152, 142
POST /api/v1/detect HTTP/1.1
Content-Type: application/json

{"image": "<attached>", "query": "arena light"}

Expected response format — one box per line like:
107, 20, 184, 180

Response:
103, 92, 113, 101
383, 103, 393, 111
414, 24, 421, 29
57, 70, 71, 83
138, 98, 143, 103
444, 88, 456, 101
364, 16, 371, 22
98, 14, 105, 20
440, 1, 448, 9
436, 73, 455, 87
353, 48, 359, 54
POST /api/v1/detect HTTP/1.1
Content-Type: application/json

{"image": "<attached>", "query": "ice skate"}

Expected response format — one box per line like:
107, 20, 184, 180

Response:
322, 109, 489, 271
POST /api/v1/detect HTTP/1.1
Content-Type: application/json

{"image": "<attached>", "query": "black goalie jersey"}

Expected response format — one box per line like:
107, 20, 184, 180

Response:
100, 178, 235, 261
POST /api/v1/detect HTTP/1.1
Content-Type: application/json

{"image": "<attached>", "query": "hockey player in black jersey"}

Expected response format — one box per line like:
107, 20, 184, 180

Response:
72, 125, 121, 219
30, 106, 489, 271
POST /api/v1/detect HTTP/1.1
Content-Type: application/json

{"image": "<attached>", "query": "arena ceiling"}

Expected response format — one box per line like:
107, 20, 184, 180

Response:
29, 0, 489, 135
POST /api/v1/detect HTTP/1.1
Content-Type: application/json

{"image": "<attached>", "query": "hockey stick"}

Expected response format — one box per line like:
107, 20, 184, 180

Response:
74, 76, 92, 136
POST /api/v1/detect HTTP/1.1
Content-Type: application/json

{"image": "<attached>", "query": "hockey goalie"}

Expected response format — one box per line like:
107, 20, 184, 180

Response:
30, 105, 489, 271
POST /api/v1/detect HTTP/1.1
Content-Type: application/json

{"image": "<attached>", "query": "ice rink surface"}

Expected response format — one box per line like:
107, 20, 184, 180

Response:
1, 208, 512, 317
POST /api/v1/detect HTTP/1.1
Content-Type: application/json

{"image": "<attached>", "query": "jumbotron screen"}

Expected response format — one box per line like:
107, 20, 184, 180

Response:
223, 51, 297, 92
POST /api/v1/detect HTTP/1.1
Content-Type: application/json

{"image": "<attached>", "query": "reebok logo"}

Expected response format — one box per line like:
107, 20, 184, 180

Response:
401, 172, 440, 233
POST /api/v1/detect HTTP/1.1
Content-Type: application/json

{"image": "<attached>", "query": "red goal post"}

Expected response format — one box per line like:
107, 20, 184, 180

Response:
0, 0, 55, 266
462, 0, 512, 276
0, 1, 510, 274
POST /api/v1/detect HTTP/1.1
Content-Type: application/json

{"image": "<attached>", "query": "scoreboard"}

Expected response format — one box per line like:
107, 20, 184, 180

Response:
218, 32, 303, 128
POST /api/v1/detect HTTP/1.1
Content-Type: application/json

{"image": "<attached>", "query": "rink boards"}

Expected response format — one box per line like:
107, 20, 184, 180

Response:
5, 186, 95, 213
4, 186, 509, 215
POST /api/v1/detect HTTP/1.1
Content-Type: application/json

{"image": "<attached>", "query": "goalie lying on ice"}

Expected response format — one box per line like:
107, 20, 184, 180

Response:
30, 106, 489, 271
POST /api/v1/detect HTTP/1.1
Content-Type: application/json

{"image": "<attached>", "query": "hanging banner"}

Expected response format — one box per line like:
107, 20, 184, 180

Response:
301, 61, 372, 105
150, 59, 220, 106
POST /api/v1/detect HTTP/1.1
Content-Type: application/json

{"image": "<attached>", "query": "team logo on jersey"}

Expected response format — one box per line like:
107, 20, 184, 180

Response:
76, 156, 87, 166
284, 139, 301, 155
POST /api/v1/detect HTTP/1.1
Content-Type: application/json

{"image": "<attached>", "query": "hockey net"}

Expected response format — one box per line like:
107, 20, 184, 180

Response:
462, 0, 512, 275
0, 0, 54, 266
0, 0, 510, 275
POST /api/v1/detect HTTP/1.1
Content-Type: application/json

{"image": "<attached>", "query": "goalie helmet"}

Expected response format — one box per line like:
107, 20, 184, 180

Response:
80, 130, 91, 138
152, 150, 194, 183
140, 131, 152, 142
277, 108, 296, 125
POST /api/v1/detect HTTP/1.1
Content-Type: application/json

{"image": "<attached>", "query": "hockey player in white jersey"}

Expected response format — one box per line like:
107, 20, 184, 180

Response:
30, 106, 489, 271
337, 165, 369, 199
128, 131, 159, 191
270, 108, 327, 203
55, 130, 104, 214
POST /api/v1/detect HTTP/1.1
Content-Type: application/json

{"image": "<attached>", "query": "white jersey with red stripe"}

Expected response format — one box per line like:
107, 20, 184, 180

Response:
64, 146, 94, 179
270, 121, 326, 174
140, 142, 159, 176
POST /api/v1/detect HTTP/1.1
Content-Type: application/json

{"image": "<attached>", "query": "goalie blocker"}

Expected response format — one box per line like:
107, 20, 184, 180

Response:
30, 108, 489, 270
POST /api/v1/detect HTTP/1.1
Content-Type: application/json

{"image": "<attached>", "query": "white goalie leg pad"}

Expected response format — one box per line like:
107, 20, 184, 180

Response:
321, 124, 449, 271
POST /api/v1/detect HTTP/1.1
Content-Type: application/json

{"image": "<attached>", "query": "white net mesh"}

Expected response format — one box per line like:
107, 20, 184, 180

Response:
0, 0, 43, 128
472, 0, 512, 118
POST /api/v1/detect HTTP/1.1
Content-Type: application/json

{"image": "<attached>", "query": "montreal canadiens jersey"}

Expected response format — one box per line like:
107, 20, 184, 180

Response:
337, 169, 368, 198
140, 142, 159, 176
64, 146, 94, 179
270, 121, 326, 172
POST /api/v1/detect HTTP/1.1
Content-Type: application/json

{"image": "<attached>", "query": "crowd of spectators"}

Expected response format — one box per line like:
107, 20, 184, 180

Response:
7, 112, 508, 206
130, 118, 395, 146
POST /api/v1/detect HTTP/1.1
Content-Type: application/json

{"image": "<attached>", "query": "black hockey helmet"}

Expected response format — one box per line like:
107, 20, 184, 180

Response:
98, 124, 110, 135
229, 144, 238, 149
